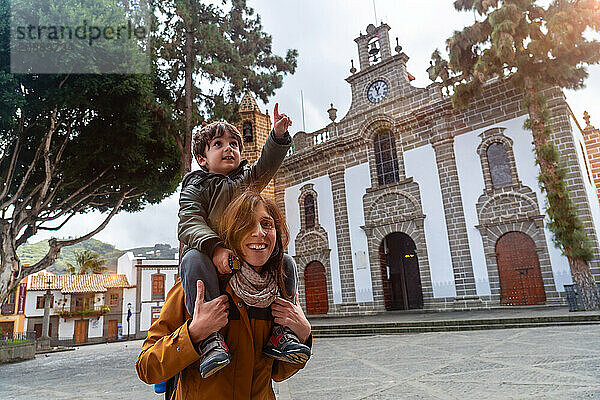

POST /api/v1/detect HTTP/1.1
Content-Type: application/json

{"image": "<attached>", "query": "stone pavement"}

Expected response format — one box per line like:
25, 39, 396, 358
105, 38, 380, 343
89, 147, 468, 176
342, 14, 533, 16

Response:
0, 325, 599, 399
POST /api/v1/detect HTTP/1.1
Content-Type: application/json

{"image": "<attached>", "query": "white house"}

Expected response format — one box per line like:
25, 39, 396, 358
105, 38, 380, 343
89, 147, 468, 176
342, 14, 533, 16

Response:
25, 271, 134, 345
117, 252, 179, 339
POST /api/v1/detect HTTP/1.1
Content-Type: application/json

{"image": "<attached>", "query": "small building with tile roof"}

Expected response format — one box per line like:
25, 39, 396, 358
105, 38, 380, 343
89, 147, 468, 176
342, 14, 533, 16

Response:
25, 271, 134, 346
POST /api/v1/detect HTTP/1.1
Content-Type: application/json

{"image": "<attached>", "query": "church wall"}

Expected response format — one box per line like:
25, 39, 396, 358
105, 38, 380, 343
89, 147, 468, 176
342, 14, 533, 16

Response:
453, 132, 491, 296
404, 144, 457, 298
570, 118, 600, 276
344, 162, 374, 303
548, 102, 600, 281
284, 175, 342, 304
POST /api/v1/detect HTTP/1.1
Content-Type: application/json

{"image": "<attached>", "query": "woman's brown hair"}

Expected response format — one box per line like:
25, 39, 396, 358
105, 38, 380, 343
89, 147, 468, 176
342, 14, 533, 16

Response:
218, 190, 289, 289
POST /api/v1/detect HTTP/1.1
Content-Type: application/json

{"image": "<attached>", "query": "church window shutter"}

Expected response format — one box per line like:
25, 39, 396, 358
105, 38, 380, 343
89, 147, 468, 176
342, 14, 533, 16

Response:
487, 142, 512, 188
374, 132, 400, 185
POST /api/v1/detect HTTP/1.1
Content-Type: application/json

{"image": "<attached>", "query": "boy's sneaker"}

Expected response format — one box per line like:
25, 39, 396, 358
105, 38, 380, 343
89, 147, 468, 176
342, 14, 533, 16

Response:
262, 324, 311, 364
198, 332, 231, 378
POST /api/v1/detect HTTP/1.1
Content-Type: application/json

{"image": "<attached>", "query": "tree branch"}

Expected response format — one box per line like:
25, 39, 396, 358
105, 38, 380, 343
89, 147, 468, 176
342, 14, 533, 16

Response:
0, 133, 22, 202
22, 189, 131, 276
0, 107, 58, 210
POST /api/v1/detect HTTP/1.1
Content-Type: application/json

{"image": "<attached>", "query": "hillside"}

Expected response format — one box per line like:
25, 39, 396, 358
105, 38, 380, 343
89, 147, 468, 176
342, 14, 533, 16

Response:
17, 239, 177, 274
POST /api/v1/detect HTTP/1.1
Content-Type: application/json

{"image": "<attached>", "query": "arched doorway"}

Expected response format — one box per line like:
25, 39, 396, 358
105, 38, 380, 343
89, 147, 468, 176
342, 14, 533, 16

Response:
496, 231, 546, 305
304, 261, 328, 314
379, 232, 423, 310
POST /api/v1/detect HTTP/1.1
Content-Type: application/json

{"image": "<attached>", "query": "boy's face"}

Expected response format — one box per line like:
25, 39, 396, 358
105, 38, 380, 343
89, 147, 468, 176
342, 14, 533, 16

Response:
198, 132, 241, 175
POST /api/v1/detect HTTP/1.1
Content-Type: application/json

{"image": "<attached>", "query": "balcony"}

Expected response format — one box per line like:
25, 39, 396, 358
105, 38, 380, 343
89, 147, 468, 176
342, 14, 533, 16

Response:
1, 303, 15, 315
57, 305, 110, 319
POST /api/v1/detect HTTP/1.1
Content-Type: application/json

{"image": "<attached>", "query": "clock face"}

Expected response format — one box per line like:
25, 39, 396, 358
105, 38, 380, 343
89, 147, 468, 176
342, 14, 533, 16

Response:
367, 80, 388, 103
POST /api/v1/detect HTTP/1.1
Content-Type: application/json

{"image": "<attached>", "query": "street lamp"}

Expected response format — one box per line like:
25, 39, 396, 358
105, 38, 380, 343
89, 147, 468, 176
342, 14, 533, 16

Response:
127, 303, 132, 341
39, 277, 52, 349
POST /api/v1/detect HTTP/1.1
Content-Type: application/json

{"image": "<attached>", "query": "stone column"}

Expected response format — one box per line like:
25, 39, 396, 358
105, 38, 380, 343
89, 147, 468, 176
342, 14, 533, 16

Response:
328, 167, 358, 309
432, 136, 479, 300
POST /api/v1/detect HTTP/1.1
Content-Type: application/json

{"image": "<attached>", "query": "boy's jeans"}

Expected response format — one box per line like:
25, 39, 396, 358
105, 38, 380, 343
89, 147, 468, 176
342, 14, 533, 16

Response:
180, 249, 298, 316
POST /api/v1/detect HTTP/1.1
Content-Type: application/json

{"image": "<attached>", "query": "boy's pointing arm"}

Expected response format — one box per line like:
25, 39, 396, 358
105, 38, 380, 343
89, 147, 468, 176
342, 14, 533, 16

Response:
242, 103, 292, 190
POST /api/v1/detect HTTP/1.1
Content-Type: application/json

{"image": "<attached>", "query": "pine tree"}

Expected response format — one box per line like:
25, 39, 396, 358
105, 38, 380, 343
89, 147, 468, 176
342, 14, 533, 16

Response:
153, 0, 298, 177
431, 0, 600, 310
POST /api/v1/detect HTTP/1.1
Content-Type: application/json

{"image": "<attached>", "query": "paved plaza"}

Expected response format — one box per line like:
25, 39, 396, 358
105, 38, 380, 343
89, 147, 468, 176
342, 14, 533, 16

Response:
1, 325, 599, 399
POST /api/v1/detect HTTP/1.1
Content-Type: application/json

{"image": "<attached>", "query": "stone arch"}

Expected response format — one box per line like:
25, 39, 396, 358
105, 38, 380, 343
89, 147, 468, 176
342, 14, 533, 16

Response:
358, 114, 396, 141
295, 230, 329, 256
479, 192, 541, 223
366, 189, 421, 225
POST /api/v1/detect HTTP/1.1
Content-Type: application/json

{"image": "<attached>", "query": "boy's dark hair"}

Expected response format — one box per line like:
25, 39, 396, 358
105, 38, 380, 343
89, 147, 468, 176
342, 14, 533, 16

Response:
192, 121, 244, 160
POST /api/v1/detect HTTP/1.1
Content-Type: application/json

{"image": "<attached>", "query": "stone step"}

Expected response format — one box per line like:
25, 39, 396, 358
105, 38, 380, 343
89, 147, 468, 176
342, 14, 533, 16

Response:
311, 318, 600, 337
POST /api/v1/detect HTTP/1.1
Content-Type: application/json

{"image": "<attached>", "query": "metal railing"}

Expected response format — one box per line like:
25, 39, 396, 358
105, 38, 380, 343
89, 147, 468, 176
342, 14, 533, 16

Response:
0, 331, 36, 344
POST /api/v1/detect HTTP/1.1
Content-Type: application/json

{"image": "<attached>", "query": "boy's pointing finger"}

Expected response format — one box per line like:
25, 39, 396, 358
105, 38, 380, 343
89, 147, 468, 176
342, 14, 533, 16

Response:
274, 103, 280, 119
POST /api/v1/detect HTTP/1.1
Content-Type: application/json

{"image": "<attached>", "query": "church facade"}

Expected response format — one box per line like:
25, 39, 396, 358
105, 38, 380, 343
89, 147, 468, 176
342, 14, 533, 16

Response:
240, 23, 600, 315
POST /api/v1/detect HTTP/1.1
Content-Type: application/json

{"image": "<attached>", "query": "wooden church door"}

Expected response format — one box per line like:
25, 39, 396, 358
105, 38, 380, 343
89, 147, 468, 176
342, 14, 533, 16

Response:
304, 261, 328, 314
496, 231, 546, 305
384, 233, 423, 310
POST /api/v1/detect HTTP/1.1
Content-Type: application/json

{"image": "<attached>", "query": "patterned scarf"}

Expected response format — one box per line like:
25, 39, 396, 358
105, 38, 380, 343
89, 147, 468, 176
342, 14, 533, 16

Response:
228, 262, 279, 308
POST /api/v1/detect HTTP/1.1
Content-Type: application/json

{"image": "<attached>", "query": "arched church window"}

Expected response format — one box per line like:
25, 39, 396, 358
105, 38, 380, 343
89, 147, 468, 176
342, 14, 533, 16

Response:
243, 121, 253, 143
304, 194, 315, 229
374, 132, 400, 185
487, 142, 512, 188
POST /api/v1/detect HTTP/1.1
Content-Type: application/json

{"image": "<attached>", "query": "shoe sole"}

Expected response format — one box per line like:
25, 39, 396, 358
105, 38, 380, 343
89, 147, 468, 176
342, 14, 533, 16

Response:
200, 358, 230, 379
263, 350, 310, 364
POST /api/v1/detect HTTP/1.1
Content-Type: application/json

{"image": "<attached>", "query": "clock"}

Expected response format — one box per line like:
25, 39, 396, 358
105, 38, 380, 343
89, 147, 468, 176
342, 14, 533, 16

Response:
367, 80, 388, 103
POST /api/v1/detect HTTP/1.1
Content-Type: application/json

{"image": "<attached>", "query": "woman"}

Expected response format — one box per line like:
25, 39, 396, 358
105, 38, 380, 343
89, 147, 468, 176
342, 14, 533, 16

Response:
136, 191, 312, 400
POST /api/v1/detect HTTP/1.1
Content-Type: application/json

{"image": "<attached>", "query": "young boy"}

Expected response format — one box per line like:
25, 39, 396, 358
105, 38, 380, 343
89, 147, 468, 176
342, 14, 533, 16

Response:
178, 104, 311, 379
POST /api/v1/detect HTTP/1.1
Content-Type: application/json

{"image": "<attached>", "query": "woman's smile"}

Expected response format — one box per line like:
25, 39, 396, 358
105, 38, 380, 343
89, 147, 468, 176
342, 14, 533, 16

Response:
240, 203, 276, 267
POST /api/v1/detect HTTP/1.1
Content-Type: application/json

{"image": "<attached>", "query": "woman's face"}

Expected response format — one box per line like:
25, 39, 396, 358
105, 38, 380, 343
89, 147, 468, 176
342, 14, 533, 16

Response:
239, 203, 277, 267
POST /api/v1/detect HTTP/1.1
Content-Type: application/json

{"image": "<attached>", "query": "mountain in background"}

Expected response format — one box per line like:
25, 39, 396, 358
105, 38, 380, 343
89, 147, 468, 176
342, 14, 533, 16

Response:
18, 239, 178, 274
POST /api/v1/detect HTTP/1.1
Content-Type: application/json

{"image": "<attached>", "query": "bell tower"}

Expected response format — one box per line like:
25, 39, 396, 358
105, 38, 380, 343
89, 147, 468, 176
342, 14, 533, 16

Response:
236, 91, 275, 199
355, 23, 393, 71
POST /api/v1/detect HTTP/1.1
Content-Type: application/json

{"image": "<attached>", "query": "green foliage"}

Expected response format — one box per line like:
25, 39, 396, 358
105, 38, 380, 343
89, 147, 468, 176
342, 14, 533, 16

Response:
152, 0, 298, 172
18, 239, 123, 274
65, 249, 108, 275
431, 0, 599, 268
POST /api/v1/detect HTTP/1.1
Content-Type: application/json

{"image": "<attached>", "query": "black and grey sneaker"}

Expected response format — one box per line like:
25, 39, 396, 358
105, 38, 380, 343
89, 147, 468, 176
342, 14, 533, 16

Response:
262, 324, 311, 364
198, 332, 231, 378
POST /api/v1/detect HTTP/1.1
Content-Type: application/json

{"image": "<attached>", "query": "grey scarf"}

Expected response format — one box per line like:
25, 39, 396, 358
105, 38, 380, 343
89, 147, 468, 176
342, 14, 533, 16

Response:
229, 262, 279, 308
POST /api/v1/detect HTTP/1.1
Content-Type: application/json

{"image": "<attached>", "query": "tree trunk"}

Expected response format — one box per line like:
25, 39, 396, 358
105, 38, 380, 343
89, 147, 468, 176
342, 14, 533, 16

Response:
182, 28, 194, 179
524, 77, 600, 311
567, 256, 600, 311
0, 223, 18, 306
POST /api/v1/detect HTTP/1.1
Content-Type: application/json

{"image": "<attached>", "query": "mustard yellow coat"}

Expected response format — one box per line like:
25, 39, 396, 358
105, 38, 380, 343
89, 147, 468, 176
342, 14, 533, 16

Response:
136, 280, 311, 399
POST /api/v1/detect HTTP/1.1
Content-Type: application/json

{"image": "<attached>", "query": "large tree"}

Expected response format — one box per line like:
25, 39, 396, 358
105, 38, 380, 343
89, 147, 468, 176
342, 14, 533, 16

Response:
430, 0, 600, 310
0, 0, 180, 304
153, 0, 298, 177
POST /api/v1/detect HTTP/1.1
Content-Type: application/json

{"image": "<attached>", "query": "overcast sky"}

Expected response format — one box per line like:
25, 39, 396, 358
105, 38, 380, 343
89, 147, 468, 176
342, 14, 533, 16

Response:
30, 0, 600, 250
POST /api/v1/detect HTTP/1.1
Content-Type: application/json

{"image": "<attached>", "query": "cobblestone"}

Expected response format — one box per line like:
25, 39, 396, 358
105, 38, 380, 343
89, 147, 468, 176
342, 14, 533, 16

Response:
0, 325, 598, 399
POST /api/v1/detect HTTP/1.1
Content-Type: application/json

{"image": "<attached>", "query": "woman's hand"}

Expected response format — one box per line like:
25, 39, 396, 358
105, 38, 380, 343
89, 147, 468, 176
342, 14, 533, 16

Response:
271, 294, 311, 343
188, 281, 229, 345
